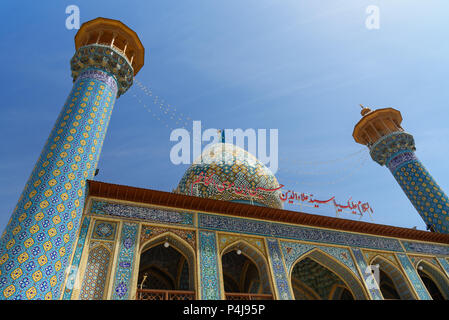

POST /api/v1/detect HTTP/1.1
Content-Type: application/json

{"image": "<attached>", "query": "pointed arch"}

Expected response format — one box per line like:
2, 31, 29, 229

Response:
221, 240, 274, 295
416, 260, 449, 300
137, 231, 197, 292
370, 255, 415, 300
289, 248, 368, 300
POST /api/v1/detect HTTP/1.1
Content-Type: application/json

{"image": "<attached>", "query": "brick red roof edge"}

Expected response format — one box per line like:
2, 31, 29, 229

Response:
87, 180, 449, 245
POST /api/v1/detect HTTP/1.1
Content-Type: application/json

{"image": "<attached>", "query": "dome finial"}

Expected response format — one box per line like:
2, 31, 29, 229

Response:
217, 129, 225, 143
359, 104, 372, 116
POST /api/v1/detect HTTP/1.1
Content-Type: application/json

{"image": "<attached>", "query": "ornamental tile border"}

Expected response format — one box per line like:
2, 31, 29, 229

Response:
198, 213, 404, 252
396, 253, 432, 300
90, 200, 193, 226
266, 238, 292, 300
111, 222, 139, 300
401, 240, 449, 256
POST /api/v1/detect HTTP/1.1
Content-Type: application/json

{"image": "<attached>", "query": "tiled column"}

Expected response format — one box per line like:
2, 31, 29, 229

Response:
198, 230, 222, 300
0, 41, 135, 300
266, 238, 293, 300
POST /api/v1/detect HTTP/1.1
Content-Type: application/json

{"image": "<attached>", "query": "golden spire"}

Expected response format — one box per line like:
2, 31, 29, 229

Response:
359, 104, 372, 116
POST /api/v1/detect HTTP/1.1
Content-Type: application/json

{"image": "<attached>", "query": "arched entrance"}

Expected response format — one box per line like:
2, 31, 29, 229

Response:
371, 256, 415, 300
221, 241, 274, 300
290, 249, 367, 300
136, 233, 196, 300
416, 261, 449, 300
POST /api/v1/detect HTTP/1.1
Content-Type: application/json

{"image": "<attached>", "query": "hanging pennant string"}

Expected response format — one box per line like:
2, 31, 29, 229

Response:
132, 78, 370, 178
134, 79, 192, 129
131, 92, 174, 129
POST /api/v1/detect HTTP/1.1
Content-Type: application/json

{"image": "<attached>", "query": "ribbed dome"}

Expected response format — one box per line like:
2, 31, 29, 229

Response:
175, 143, 283, 209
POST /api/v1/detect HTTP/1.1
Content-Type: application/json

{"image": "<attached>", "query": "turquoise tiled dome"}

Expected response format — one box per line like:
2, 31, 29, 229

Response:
175, 143, 283, 209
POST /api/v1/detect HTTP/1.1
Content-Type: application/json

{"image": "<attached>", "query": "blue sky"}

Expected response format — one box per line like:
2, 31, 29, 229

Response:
1, 0, 449, 232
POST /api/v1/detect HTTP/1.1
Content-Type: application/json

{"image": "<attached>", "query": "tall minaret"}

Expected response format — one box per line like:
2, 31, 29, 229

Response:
0, 18, 144, 300
353, 105, 449, 234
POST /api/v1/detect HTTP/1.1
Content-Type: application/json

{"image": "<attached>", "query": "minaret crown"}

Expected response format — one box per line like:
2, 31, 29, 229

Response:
353, 106, 404, 146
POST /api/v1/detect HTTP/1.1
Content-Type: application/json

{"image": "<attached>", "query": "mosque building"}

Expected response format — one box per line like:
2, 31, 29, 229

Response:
1, 17, 449, 301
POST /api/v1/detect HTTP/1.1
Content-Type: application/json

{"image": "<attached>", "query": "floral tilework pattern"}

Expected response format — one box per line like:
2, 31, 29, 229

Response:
111, 223, 138, 300
0, 68, 117, 300
199, 231, 221, 300
280, 241, 358, 277
401, 240, 449, 255
91, 200, 193, 226
91, 220, 117, 241
396, 253, 432, 300
266, 238, 292, 300
198, 213, 403, 252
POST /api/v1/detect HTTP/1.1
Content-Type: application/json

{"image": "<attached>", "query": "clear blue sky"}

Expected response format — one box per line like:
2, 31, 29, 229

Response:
1, 0, 449, 232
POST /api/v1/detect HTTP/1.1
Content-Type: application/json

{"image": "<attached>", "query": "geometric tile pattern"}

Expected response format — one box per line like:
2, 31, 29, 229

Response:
176, 143, 283, 209
91, 220, 117, 241
370, 131, 449, 234
391, 156, 449, 233
79, 243, 113, 300
396, 253, 432, 300
111, 223, 139, 300
0, 67, 117, 300
266, 238, 292, 300
198, 231, 221, 300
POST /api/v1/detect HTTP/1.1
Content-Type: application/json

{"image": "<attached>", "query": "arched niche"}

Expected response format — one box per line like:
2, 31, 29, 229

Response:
80, 243, 113, 300
220, 240, 274, 299
136, 232, 196, 299
289, 248, 367, 300
371, 256, 415, 300
416, 260, 449, 300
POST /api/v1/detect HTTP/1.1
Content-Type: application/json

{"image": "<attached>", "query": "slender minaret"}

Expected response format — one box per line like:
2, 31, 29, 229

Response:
353, 105, 449, 234
0, 18, 144, 300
